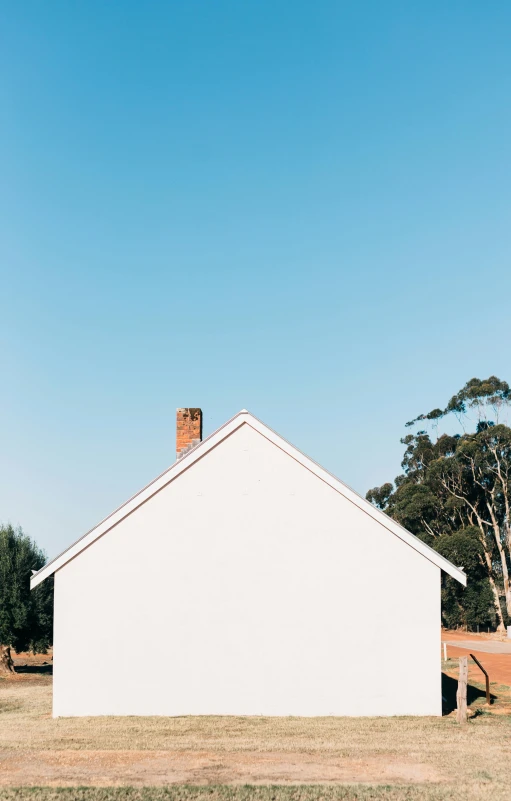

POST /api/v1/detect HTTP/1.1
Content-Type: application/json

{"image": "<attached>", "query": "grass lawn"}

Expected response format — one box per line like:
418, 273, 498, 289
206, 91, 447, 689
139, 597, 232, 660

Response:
1, 672, 510, 801
2, 786, 511, 801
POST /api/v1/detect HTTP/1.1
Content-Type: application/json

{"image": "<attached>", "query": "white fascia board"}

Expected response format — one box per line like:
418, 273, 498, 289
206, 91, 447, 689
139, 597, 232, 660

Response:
31, 410, 467, 589
244, 415, 467, 586
30, 411, 248, 589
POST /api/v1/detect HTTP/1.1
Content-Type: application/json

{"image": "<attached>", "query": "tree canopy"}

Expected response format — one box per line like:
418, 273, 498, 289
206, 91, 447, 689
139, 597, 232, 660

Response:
0, 524, 53, 671
367, 377, 511, 631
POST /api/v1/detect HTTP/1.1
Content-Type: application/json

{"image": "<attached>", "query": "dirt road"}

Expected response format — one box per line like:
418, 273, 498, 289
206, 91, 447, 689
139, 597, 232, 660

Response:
441, 630, 511, 686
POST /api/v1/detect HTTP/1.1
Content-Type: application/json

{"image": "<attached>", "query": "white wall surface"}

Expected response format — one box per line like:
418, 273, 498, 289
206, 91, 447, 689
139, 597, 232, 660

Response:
53, 422, 441, 717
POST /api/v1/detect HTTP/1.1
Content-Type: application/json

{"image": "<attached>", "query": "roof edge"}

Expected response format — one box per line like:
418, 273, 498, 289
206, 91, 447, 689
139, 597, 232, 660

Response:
30, 409, 250, 589
242, 415, 467, 586
31, 409, 467, 589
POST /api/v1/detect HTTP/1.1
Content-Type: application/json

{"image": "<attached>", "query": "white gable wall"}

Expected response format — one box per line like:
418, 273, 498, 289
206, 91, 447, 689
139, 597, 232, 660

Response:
53, 422, 441, 717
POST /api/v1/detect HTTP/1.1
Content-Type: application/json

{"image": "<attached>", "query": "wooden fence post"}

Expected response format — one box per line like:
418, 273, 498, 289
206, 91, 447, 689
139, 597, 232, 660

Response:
456, 656, 468, 724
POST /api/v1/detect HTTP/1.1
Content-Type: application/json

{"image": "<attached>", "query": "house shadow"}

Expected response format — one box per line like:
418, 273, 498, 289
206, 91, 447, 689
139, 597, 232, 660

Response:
442, 671, 495, 714
14, 663, 53, 675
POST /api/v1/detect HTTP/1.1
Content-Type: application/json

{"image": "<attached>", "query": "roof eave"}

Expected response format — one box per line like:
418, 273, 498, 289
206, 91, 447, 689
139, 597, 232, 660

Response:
30, 409, 467, 589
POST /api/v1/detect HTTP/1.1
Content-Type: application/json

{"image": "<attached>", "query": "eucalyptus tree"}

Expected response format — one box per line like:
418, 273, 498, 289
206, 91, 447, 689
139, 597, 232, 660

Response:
367, 377, 511, 631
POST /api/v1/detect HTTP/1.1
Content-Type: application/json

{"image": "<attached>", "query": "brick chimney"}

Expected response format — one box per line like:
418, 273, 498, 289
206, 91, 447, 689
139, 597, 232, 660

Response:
176, 408, 203, 459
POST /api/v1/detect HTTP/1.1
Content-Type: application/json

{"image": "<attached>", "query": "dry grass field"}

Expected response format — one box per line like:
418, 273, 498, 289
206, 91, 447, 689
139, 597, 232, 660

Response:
2, 788, 505, 801
1, 669, 511, 801
2, 788, 510, 801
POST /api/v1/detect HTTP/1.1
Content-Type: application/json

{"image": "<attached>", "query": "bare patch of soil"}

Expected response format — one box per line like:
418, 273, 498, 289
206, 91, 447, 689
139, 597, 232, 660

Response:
11, 651, 53, 677
0, 749, 445, 787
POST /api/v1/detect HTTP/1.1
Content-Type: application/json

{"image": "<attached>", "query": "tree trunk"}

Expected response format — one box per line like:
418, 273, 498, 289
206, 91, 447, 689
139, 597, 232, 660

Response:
479, 537, 506, 632
488, 573, 506, 633
504, 521, 511, 610
491, 455, 511, 590
501, 564, 511, 617
487, 507, 511, 617
441, 479, 508, 629
0, 645, 14, 675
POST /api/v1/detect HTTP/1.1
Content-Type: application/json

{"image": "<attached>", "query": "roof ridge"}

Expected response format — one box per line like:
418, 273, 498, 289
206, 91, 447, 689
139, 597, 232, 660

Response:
31, 409, 466, 589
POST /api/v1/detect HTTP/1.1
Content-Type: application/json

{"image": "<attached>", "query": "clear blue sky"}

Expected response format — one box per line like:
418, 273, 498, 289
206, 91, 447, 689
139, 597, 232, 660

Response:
1, 1, 510, 560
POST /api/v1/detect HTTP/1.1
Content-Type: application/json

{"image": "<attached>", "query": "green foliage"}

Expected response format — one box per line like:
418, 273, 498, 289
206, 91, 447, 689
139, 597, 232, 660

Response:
435, 529, 495, 629
367, 376, 511, 629
365, 482, 393, 510
405, 375, 511, 427
0, 524, 53, 653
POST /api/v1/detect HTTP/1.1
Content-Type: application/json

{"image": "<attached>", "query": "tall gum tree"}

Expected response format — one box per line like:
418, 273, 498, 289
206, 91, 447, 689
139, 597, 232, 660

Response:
367, 377, 511, 632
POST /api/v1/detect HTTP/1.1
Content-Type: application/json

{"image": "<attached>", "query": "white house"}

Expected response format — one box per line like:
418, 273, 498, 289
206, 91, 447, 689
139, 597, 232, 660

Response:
32, 408, 466, 718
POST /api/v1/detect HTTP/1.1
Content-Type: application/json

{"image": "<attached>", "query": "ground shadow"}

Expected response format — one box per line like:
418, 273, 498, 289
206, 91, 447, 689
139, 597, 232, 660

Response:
442, 671, 495, 714
14, 663, 53, 675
